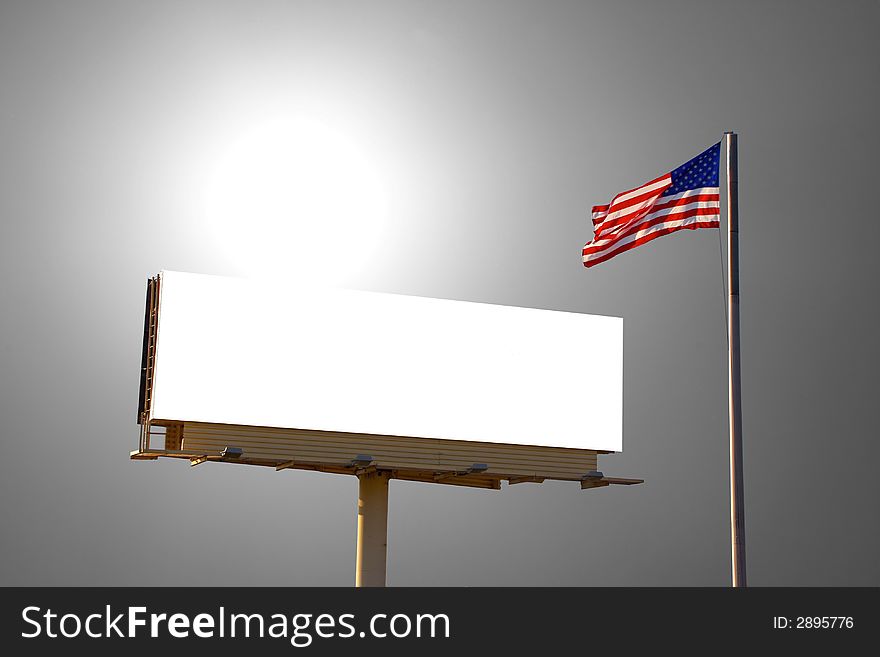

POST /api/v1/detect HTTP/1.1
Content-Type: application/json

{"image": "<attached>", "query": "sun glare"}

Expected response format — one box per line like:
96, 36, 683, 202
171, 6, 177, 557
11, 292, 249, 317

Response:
204, 119, 388, 284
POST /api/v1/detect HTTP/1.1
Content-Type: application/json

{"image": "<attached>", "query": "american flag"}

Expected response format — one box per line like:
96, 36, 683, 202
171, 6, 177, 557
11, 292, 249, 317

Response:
583, 142, 721, 268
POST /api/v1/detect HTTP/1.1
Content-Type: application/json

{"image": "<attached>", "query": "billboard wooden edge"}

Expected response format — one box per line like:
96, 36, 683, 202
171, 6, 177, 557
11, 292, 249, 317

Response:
132, 418, 642, 491
129, 446, 643, 491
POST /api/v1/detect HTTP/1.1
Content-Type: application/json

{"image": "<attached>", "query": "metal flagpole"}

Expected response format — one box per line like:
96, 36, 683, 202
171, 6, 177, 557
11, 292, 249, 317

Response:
725, 131, 747, 587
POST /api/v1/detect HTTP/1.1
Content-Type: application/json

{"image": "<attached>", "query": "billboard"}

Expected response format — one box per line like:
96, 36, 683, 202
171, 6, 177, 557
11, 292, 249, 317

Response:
142, 270, 623, 453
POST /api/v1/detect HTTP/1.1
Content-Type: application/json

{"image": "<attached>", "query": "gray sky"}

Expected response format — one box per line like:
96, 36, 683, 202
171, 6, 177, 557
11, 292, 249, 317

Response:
1, 0, 877, 586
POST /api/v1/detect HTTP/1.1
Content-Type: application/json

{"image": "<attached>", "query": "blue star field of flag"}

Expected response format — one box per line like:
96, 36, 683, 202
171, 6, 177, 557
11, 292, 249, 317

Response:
663, 141, 720, 196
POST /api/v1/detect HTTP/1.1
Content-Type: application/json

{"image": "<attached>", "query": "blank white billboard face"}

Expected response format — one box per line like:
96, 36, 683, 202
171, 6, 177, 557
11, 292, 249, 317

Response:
150, 271, 623, 452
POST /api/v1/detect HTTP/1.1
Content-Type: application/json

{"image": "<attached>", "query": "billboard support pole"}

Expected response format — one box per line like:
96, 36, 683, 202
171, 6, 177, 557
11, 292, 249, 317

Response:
725, 131, 747, 587
355, 470, 390, 587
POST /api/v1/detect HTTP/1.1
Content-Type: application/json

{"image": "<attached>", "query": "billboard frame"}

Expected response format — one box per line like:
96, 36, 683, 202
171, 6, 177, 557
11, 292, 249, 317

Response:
131, 273, 642, 585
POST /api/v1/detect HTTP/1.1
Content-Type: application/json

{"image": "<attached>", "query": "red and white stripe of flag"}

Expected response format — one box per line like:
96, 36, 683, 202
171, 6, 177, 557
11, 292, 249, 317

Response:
583, 175, 719, 268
